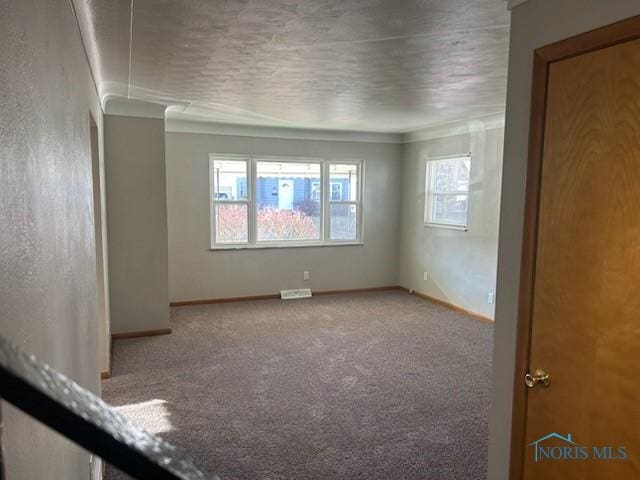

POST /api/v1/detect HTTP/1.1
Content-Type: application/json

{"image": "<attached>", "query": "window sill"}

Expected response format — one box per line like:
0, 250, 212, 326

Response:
424, 222, 467, 232
210, 241, 364, 251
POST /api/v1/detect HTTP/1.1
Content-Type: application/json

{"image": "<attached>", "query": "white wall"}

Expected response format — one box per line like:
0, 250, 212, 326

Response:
105, 114, 170, 334
90, 119, 111, 376
165, 131, 403, 302
0, 0, 104, 478
488, 2, 640, 479
398, 120, 504, 319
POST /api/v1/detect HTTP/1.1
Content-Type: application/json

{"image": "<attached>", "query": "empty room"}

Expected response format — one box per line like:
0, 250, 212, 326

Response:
2, 1, 640, 480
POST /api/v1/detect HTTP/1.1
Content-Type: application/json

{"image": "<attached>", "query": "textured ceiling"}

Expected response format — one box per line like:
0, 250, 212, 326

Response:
78, 0, 510, 132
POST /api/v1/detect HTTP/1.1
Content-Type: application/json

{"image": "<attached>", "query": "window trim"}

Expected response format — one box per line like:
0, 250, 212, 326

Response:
253, 156, 325, 246
326, 159, 363, 243
210, 155, 252, 246
210, 154, 364, 249
423, 153, 471, 231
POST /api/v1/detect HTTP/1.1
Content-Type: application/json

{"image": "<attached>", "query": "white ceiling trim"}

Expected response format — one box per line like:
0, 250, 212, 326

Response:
506, 0, 531, 10
167, 114, 505, 145
403, 113, 505, 143
68, 0, 103, 112
107, 97, 505, 143
165, 119, 404, 144
104, 97, 167, 119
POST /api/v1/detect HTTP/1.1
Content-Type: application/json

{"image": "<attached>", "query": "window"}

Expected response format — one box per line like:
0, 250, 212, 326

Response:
211, 158, 249, 244
210, 155, 363, 248
424, 154, 471, 230
329, 164, 359, 241
256, 160, 321, 242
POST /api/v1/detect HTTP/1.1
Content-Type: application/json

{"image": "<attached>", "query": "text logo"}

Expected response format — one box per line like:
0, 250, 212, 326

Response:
528, 432, 628, 463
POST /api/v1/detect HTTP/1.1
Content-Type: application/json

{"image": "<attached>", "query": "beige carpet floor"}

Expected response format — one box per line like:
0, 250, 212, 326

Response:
102, 290, 493, 480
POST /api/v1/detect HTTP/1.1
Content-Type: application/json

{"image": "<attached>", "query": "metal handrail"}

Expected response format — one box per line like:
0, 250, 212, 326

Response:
0, 336, 219, 480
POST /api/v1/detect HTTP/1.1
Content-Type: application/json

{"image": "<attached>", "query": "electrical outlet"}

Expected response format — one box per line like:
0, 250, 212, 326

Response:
423, 271, 428, 281
303, 271, 310, 281
488, 292, 495, 304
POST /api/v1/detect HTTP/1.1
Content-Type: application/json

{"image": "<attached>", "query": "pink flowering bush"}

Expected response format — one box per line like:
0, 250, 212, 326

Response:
217, 204, 319, 242
257, 207, 319, 240
216, 204, 248, 242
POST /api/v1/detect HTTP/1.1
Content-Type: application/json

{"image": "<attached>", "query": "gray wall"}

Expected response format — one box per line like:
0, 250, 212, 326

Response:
488, 2, 640, 479
105, 115, 170, 333
165, 132, 402, 302
0, 0, 104, 478
398, 124, 503, 319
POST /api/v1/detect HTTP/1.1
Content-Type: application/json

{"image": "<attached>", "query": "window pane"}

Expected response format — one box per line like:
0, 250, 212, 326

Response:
432, 194, 468, 226
256, 161, 321, 241
425, 156, 470, 226
330, 164, 358, 201
429, 157, 470, 194
330, 204, 358, 241
215, 203, 248, 243
212, 159, 248, 200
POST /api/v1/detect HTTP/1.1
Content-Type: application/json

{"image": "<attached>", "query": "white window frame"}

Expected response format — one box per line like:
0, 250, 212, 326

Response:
326, 160, 363, 243
210, 154, 252, 246
210, 154, 364, 249
424, 153, 471, 231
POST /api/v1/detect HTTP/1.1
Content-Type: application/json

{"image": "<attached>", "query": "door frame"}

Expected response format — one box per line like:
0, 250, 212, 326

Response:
509, 14, 640, 480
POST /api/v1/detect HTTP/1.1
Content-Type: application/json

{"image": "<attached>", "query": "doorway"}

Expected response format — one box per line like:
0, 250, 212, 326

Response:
510, 16, 640, 479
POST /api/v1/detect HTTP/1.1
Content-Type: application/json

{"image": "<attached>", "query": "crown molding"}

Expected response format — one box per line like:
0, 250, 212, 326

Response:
506, 0, 531, 10
104, 98, 504, 144
403, 113, 505, 143
104, 97, 168, 119
165, 119, 404, 144
165, 114, 505, 144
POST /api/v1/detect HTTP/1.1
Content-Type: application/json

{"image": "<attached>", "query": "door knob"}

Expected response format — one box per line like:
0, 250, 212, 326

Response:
524, 369, 550, 388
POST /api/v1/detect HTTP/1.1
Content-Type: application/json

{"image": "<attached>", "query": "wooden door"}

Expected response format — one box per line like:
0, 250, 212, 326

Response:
520, 36, 640, 479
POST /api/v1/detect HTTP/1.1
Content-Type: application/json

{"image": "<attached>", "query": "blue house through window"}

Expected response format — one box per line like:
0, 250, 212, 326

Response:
236, 177, 350, 208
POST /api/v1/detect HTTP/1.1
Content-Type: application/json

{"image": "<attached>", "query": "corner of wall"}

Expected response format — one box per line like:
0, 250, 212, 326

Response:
396, 117, 504, 321
104, 114, 170, 334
